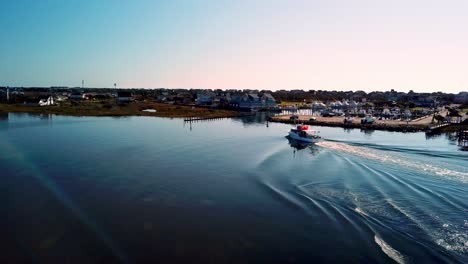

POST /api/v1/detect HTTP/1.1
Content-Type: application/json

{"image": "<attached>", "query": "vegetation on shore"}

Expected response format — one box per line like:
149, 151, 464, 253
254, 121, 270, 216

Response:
0, 100, 241, 118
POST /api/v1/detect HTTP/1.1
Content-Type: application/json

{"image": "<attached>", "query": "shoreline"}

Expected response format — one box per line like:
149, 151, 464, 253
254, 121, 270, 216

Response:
268, 116, 427, 132
0, 103, 243, 119
2, 103, 466, 133
268, 115, 467, 133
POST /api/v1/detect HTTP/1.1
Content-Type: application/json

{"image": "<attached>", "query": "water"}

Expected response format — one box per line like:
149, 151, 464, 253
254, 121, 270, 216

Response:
1, 113, 467, 263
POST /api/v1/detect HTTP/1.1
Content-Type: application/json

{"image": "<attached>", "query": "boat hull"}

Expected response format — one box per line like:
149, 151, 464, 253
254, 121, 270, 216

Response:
288, 131, 320, 143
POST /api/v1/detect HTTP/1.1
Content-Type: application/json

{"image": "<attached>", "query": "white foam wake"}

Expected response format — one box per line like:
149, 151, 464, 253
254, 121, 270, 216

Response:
354, 207, 369, 217
374, 235, 409, 264
316, 141, 468, 183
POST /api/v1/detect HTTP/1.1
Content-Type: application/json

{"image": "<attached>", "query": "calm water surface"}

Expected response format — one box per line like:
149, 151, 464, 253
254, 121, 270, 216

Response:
1, 113, 467, 263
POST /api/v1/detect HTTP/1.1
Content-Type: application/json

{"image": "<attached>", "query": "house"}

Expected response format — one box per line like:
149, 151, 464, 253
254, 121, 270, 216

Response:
446, 110, 463, 124
39, 96, 55, 106
402, 109, 412, 120
311, 101, 327, 110
229, 93, 260, 110
69, 92, 87, 100
454, 92, 468, 104
173, 92, 193, 104
329, 101, 343, 109
55, 95, 68, 102
239, 93, 262, 110
218, 93, 232, 107
196, 92, 215, 105
261, 93, 277, 108
117, 91, 133, 103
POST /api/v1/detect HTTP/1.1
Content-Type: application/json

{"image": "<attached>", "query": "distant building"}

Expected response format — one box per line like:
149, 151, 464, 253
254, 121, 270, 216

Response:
117, 91, 133, 103
228, 93, 277, 110
454, 92, 468, 104
39, 96, 55, 106
312, 101, 327, 110
446, 110, 463, 124
196, 92, 215, 105
69, 92, 87, 100
261, 93, 277, 107
239, 93, 261, 110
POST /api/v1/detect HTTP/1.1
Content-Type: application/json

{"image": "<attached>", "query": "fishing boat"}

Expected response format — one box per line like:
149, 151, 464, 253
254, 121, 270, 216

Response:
288, 124, 321, 143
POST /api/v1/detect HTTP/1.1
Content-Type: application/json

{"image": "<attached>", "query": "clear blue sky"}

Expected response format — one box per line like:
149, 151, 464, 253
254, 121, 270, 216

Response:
1, 0, 467, 92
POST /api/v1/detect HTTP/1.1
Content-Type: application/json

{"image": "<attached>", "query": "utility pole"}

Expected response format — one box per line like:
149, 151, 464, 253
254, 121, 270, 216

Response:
82, 80, 84, 89
6, 87, 10, 101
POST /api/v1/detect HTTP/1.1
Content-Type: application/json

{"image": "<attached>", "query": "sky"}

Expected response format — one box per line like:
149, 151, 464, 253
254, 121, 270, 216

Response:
1, 0, 467, 93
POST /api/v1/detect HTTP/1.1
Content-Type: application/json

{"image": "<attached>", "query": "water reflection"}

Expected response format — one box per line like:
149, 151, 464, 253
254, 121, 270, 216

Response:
286, 137, 321, 158
361, 128, 375, 136
232, 112, 269, 126
343, 127, 352, 133
22, 112, 53, 120
0, 112, 8, 121
426, 130, 468, 151
286, 136, 310, 150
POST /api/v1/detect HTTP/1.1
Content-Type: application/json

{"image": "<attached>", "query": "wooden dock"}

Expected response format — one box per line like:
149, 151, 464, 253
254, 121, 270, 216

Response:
428, 122, 451, 132
459, 130, 468, 148
184, 116, 230, 122
183, 113, 255, 122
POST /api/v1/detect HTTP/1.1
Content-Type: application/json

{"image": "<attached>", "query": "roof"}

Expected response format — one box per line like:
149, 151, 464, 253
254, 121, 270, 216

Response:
262, 93, 275, 100
117, 91, 132, 97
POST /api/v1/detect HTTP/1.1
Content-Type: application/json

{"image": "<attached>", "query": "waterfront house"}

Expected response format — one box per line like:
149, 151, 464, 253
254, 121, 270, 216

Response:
312, 101, 327, 111
381, 108, 392, 118
117, 91, 133, 103
228, 93, 266, 110
446, 110, 463, 124
55, 95, 68, 102
173, 92, 193, 104
196, 92, 215, 105
69, 92, 87, 100
261, 93, 277, 108
39, 96, 55, 106
239, 93, 262, 110
402, 109, 412, 120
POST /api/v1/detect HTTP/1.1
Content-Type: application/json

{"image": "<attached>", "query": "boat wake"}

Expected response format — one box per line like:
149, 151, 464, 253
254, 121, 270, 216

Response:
374, 235, 409, 264
255, 134, 467, 262
354, 207, 369, 217
299, 183, 468, 257
316, 141, 468, 183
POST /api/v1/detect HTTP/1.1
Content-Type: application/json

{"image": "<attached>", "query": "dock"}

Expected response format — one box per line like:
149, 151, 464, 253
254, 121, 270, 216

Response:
428, 122, 451, 132
184, 113, 255, 122
459, 130, 468, 148
184, 116, 230, 122
268, 115, 429, 132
